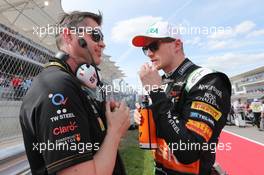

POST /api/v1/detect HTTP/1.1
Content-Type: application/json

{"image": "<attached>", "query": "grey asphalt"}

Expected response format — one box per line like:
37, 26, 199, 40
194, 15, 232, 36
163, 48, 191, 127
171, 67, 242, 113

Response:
223, 125, 264, 145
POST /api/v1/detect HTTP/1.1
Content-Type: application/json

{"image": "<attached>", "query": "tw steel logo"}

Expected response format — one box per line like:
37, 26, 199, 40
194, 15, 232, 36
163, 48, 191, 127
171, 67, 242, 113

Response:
53, 121, 78, 136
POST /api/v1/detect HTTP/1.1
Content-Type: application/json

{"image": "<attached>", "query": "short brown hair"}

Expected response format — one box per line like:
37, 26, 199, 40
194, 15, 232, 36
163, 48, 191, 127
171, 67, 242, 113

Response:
55, 11, 103, 49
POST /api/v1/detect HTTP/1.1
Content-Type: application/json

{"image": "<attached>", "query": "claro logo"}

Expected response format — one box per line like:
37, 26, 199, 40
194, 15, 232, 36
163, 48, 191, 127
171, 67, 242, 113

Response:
53, 121, 78, 136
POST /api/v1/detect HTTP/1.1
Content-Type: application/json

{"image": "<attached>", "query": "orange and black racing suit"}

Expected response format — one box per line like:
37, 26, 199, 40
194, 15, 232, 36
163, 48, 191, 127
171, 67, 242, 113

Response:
149, 58, 231, 175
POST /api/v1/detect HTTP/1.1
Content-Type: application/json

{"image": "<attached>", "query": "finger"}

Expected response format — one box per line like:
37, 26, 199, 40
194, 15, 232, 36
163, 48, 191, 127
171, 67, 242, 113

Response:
119, 101, 126, 110
115, 101, 121, 108
126, 106, 130, 112
135, 111, 142, 119
147, 62, 152, 69
105, 101, 111, 113
144, 63, 150, 71
134, 116, 141, 125
110, 101, 116, 110
139, 66, 146, 77
127, 117, 131, 127
150, 64, 157, 71
134, 112, 141, 124
140, 64, 146, 72
123, 112, 131, 127
135, 103, 141, 109
134, 109, 141, 116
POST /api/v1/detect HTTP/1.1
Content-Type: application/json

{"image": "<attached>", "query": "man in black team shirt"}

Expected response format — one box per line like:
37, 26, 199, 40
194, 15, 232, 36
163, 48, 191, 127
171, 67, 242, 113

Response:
20, 11, 130, 175
133, 21, 231, 175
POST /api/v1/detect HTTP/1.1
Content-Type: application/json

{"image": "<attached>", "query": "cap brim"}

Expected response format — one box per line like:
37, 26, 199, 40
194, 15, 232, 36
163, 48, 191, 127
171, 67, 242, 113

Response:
132, 35, 160, 47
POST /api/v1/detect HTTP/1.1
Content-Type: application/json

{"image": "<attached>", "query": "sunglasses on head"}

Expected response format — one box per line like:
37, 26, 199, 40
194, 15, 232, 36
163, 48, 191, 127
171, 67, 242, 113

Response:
142, 38, 175, 55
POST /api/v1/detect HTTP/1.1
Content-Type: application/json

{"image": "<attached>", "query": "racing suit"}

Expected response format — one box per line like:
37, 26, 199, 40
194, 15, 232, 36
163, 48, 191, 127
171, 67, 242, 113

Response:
149, 58, 231, 175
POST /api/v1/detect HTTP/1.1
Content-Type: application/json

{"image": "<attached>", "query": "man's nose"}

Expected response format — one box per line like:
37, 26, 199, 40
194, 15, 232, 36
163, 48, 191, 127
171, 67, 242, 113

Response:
98, 40, 105, 48
146, 49, 154, 57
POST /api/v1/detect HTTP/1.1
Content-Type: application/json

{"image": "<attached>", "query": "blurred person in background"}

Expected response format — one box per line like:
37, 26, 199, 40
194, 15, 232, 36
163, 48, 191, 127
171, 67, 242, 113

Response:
11, 75, 22, 100
234, 99, 245, 120
250, 98, 263, 130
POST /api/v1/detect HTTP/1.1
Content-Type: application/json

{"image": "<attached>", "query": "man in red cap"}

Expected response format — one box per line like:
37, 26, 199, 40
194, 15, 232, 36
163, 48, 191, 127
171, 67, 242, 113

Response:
133, 21, 231, 175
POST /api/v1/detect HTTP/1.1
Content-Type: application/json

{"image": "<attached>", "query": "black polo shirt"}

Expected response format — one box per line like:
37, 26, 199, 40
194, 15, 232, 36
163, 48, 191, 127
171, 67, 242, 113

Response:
19, 64, 125, 175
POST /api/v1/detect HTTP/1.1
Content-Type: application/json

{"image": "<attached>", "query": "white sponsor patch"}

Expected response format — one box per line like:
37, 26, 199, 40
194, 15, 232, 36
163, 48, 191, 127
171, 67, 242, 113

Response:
198, 84, 222, 98
50, 113, 76, 122
195, 92, 219, 109
185, 68, 215, 92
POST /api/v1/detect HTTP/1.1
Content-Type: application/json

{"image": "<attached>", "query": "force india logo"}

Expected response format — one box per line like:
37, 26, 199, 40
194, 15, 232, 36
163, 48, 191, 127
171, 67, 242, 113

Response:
53, 121, 78, 136
191, 101, 222, 121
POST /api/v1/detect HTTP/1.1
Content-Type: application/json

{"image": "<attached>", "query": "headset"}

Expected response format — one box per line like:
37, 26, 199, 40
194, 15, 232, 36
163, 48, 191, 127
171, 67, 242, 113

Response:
49, 37, 105, 100
76, 38, 103, 88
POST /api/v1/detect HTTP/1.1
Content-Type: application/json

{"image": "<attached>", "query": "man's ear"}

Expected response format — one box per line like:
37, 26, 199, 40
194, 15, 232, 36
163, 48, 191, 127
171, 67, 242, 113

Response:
174, 39, 182, 52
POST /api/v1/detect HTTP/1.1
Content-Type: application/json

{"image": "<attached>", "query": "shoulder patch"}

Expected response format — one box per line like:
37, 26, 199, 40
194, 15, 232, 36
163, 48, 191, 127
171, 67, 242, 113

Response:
191, 101, 222, 121
185, 68, 215, 92
185, 119, 213, 142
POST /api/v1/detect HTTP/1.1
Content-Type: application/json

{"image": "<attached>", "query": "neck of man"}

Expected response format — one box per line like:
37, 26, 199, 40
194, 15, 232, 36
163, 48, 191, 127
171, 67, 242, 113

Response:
61, 47, 88, 74
66, 57, 79, 73
163, 53, 185, 74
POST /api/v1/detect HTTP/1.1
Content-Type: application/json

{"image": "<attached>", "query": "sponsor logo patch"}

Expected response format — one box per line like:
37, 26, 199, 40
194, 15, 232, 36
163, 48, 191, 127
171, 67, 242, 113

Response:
50, 113, 76, 122
167, 111, 180, 134
186, 119, 213, 142
191, 101, 222, 121
178, 61, 193, 75
53, 121, 78, 136
48, 93, 68, 106
55, 133, 81, 143
190, 112, 215, 126
198, 84, 222, 98
195, 92, 219, 109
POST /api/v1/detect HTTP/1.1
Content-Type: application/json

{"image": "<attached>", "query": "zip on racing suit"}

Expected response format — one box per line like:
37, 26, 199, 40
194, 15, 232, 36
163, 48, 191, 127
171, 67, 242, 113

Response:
149, 58, 231, 175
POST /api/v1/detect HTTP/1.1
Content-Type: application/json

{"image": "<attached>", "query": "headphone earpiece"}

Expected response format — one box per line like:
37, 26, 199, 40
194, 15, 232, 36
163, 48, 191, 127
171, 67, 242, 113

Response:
78, 38, 87, 48
53, 39, 103, 90
75, 64, 101, 89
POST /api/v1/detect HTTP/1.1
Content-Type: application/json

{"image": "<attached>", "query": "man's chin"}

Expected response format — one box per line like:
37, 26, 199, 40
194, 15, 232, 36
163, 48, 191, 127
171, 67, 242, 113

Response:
92, 56, 102, 65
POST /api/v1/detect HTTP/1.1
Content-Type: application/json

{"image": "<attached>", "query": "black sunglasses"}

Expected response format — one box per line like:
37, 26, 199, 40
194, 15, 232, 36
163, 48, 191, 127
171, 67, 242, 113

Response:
77, 28, 104, 43
142, 38, 175, 55
90, 29, 104, 42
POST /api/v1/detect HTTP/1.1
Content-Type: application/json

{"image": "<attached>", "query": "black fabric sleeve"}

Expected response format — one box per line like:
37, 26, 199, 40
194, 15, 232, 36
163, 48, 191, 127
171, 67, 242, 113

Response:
149, 73, 231, 164
35, 74, 96, 174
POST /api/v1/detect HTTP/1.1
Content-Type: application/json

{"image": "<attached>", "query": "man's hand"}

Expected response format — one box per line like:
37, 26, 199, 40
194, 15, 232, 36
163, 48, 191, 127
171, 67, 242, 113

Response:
133, 103, 142, 125
139, 63, 162, 91
105, 101, 130, 138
